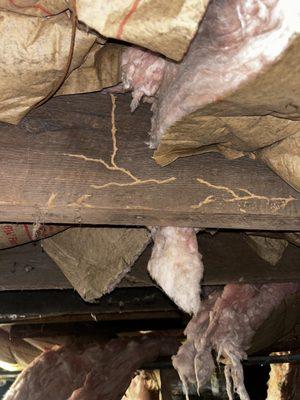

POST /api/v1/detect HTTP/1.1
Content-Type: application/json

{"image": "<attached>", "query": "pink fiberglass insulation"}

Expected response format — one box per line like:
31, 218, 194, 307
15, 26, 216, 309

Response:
121, 46, 166, 112
147, 227, 203, 315
173, 283, 299, 400
121, 0, 300, 147
4, 336, 178, 400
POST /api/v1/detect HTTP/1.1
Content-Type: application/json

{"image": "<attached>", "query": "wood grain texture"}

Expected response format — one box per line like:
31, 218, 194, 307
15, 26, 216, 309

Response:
0, 232, 299, 292
0, 93, 299, 229
200, 232, 300, 285
0, 288, 180, 324
0, 243, 71, 290
134, 232, 300, 286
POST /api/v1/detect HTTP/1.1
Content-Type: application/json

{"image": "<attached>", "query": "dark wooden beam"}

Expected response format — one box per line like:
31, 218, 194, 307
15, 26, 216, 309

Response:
133, 232, 300, 286
0, 93, 299, 229
0, 288, 181, 324
1, 286, 299, 356
9, 320, 185, 339
6, 289, 300, 356
200, 232, 300, 285
0, 243, 71, 291
0, 232, 299, 291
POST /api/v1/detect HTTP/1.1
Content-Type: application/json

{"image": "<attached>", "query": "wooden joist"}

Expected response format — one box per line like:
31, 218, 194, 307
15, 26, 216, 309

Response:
2, 289, 300, 356
0, 93, 299, 229
0, 288, 181, 324
0, 243, 70, 291
0, 232, 299, 291
8, 319, 185, 339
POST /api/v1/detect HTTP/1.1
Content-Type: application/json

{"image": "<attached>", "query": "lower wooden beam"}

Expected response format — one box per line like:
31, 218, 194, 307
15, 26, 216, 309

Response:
0, 288, 181, 324
0, 232, 299, 291
0, 93, 299, 229
9, 320, 185, 339
0, 243, 71, 291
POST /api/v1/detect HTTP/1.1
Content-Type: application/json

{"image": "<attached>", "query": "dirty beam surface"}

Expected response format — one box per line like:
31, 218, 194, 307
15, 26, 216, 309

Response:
0, 93, 299, 229
0, 232, 299, 292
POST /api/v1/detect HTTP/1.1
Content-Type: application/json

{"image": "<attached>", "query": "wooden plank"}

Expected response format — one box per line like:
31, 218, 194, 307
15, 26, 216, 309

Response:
0, 288, 181, 324
9, 319, 185, 339
0, 232, 299, 291
0, 243, 71, 290
0, 242, 153, 291
200, 232, 300, 285
9, 322, 300, 354
128, 232, 300, 286
0, 93, 298, 229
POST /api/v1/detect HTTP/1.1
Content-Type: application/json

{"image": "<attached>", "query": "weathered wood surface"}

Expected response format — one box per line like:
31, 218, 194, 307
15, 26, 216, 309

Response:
0, 232, 299, 291
3, 288, 300, 355
134, 232, 300, 286
200, 232, 300, 285
0, 93, 299, 229
3, 290, 300, 360
0, 243, 71, 290
8, 322, 300, 355
9, 319, 185, 339
0, 288, 181, 324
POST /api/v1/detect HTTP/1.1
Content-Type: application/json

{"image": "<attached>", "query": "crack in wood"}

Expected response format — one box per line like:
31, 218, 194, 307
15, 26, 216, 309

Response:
64, 95, 176, 190
192, 177, 296, 211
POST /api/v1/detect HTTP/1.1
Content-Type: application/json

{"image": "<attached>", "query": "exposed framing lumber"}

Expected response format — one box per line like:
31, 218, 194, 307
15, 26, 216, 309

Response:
8, 323, 300, 355
0, 93, 299, 229
0, 243, 71, 290
0, 232, 299, 292
0, 288, 180, 324
9, 320, 185, 339
200, 232, 300, 285
135, 232, 300, 286
3, 288, 300, 356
